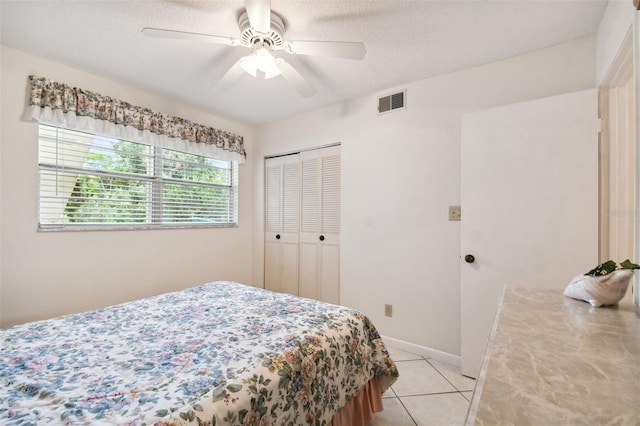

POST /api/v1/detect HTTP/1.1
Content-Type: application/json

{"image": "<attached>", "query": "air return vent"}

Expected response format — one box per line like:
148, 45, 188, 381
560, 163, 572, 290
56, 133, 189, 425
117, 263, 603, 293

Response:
377, 90, 406, 114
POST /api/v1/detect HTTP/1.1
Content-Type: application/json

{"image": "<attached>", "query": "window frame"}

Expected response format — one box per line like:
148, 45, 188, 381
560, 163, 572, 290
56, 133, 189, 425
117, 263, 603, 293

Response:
37, 124, 239, 232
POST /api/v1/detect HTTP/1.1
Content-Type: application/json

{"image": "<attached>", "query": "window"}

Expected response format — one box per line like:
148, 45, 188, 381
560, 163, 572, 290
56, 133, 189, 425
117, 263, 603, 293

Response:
38, 124, 238, 230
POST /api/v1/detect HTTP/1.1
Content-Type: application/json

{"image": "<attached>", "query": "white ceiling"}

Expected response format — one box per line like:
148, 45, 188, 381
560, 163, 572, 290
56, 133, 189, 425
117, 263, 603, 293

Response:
1, 0, 607, 126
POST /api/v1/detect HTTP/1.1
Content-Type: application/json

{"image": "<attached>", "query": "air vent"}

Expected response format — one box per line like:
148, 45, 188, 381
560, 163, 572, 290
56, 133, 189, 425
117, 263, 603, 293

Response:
378, 90, 406, 114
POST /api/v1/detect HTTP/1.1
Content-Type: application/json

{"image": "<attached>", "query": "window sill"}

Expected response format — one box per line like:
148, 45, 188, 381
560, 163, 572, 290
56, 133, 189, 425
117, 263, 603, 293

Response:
37, 223, 239, 232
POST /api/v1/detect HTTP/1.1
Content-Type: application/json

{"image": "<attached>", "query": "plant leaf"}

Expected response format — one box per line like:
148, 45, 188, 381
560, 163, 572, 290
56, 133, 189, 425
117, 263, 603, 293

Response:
620, 259, 640, 270
585, 260, 617, 276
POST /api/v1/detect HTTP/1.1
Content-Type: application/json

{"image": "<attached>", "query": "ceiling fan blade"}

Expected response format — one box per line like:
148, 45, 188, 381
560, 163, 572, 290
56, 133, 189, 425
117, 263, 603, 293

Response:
244, 0, 271, 34
285, 41, 366, 60
275, 58, 316, 98
213, 57, 248, 91
142, 27, 239, 46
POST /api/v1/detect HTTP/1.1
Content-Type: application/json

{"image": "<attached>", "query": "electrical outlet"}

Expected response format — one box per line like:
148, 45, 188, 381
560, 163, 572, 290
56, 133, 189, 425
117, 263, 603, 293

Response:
449, 205, 461, 221
384, 304, 393, 317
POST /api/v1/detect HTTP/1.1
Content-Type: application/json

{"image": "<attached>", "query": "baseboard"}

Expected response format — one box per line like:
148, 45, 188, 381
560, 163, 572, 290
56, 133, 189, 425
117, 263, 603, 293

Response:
381, 335, 461, 368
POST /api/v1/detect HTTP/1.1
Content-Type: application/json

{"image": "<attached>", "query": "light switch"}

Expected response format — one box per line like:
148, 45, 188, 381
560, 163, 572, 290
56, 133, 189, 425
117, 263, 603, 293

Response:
449, 205, 461, 221
385, 304, 393, 317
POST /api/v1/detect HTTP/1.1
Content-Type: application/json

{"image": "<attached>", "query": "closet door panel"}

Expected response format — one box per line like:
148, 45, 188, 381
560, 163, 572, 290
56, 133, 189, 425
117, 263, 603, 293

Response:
298, 146, 340, 303
298, 152, 321, 300
319, 147, 341, 304
264, 154, 300, 295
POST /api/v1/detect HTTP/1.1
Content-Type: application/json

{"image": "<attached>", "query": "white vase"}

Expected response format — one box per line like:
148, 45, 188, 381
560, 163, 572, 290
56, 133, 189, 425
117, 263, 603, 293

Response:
563, 269, 634, 307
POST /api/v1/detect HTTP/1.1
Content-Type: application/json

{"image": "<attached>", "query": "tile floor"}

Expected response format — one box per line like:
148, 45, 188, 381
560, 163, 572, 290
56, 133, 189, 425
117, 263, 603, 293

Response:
368, 347, 476, 426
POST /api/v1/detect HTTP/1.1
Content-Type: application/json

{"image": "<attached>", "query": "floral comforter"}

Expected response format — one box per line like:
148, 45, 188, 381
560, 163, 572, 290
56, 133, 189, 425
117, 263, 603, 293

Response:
1, 281, 398, 425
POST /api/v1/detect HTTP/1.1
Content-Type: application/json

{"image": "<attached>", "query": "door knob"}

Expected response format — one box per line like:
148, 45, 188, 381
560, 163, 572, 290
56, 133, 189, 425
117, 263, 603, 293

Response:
464, 254, 475, 264
275, 234, 281, 240
319, 235, 325, 241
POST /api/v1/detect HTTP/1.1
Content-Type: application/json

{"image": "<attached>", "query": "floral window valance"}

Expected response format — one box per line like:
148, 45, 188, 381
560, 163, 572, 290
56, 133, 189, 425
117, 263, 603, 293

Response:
24, 75, 246, 163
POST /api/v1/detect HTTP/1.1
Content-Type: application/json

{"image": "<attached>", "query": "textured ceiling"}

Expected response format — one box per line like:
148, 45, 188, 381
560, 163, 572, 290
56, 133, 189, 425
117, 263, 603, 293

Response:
1, 0, 607, 125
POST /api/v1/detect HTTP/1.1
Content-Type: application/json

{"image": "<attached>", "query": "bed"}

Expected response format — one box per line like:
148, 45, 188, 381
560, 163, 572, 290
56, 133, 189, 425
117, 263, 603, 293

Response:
0, 281, 398, 425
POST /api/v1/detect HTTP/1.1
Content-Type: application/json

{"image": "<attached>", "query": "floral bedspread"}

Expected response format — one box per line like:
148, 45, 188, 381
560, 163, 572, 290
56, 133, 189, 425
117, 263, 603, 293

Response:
1, 281, 398, 425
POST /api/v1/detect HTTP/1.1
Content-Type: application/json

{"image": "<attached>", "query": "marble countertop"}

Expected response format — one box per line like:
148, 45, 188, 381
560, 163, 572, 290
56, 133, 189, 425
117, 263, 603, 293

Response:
465, 287, 640, 425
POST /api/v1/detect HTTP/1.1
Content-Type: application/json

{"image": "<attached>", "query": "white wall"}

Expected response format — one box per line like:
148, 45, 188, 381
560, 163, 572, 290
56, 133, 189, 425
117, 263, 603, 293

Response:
253, 36, 597, 356
596, 0, 635, 85
0, 46, 255, 327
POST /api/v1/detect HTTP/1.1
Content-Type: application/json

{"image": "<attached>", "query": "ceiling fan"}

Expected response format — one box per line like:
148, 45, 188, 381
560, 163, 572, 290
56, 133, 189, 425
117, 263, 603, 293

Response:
142, 0, 366, 97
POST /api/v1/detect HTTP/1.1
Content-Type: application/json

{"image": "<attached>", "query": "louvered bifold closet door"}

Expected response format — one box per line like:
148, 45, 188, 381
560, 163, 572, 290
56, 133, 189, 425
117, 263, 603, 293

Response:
264, 154, 300, 296
299, 146, 341, 304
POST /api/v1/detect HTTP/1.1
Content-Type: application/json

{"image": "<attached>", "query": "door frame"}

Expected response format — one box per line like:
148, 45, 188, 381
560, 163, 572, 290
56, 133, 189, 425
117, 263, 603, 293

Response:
598, 27, 637, 304
634, 9, 640, 307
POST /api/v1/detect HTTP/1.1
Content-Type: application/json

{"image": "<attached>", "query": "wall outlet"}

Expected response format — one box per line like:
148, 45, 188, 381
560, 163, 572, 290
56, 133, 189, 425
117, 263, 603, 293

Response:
449, 205, 461, 221
384, 304, 393, 317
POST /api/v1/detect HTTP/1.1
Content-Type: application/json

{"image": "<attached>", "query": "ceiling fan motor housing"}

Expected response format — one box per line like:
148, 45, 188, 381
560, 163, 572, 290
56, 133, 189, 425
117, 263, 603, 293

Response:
238, 11, 284, 50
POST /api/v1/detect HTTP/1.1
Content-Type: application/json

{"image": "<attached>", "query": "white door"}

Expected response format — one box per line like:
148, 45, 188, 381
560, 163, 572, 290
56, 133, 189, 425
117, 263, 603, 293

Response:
460, 89, 599, 378
265, 154, 300, 296
299, 146, 341, 304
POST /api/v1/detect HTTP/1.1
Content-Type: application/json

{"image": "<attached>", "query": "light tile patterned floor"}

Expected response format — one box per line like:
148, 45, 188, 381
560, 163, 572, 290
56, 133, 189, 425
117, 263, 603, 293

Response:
368, 347, 476, 426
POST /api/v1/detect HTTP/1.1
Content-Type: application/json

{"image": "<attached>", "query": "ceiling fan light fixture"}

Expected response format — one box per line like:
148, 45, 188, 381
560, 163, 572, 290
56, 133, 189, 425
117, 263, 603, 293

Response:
255, 47, 281, 79
240, 47, 281, 79
239, 56, 258, 77
262, 64, 282, 79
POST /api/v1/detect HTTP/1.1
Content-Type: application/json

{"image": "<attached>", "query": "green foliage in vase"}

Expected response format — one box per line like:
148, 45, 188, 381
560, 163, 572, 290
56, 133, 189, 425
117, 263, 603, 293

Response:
585, 259, 640, 276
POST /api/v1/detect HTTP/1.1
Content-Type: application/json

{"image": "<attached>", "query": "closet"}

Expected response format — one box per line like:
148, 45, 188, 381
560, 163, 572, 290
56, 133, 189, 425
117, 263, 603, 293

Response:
264, 145, 340, 304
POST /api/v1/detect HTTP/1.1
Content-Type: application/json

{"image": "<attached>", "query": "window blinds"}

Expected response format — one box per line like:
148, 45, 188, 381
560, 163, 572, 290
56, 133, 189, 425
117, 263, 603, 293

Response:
38, 124, 237, 229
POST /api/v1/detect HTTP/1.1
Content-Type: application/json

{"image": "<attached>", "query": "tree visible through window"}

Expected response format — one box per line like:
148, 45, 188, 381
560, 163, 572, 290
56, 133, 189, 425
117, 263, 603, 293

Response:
38, 124, 238, 229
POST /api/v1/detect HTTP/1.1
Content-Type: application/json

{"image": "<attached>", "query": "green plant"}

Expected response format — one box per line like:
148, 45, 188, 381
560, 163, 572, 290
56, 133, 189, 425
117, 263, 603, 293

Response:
585, 259, 640, 276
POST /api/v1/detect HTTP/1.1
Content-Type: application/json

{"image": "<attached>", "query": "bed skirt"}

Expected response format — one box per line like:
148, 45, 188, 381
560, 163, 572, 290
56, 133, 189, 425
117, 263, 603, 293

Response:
329, 377, 384, 425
